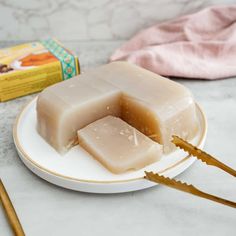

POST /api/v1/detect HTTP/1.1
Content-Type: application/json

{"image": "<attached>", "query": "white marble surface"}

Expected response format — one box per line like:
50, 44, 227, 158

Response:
0, 0, 235, 41
0, 40, 236, 236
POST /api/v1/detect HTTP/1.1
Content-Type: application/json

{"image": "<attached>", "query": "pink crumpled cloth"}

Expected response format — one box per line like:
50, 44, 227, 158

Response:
110, 5, 236, 79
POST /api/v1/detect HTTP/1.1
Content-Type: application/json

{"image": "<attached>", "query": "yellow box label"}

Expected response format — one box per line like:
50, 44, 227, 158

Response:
0, 39, 79, 101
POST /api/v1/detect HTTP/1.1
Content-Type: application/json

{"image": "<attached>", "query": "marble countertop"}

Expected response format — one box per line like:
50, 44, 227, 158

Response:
0, 41, 236, 236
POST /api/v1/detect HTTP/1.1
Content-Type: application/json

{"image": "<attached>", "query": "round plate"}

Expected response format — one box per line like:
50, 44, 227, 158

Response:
13, 98, 207, 193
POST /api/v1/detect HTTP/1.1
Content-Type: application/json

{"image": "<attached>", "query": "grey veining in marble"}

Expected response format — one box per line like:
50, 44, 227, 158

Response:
0, 0, 235, 41
0, 40, 236, 236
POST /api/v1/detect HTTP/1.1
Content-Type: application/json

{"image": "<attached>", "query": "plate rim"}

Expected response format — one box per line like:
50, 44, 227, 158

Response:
13, 97, 207, 184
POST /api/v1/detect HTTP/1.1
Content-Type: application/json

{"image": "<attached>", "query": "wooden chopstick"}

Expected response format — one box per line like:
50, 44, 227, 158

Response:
145, 171, 236, 208
172, 135, 236, 177
0, 179, 25, 236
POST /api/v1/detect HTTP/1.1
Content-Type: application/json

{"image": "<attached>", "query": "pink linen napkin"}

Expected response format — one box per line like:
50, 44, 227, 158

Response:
110, 5, 236, 79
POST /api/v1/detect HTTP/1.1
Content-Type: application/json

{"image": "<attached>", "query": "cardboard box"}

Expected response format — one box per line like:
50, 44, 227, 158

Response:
0, 38, 80, 101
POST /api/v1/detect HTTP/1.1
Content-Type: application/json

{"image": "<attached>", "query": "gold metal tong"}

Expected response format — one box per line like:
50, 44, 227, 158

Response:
144, 136, 236, 208
172, 135, 236, 177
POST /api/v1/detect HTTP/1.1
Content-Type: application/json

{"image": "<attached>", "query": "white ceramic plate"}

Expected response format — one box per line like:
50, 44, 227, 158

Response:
13, 98, 207, 193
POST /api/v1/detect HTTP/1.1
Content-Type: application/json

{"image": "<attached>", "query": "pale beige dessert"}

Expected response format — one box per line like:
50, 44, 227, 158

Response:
37, 61, 198, 154
37, 76, 121, 153
84, 62, 198, 152
78, 116, 163, 174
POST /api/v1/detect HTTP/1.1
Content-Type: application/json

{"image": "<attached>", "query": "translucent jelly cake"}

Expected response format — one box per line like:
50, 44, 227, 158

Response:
37, 61, 198, 154
78, 116, 163, 174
